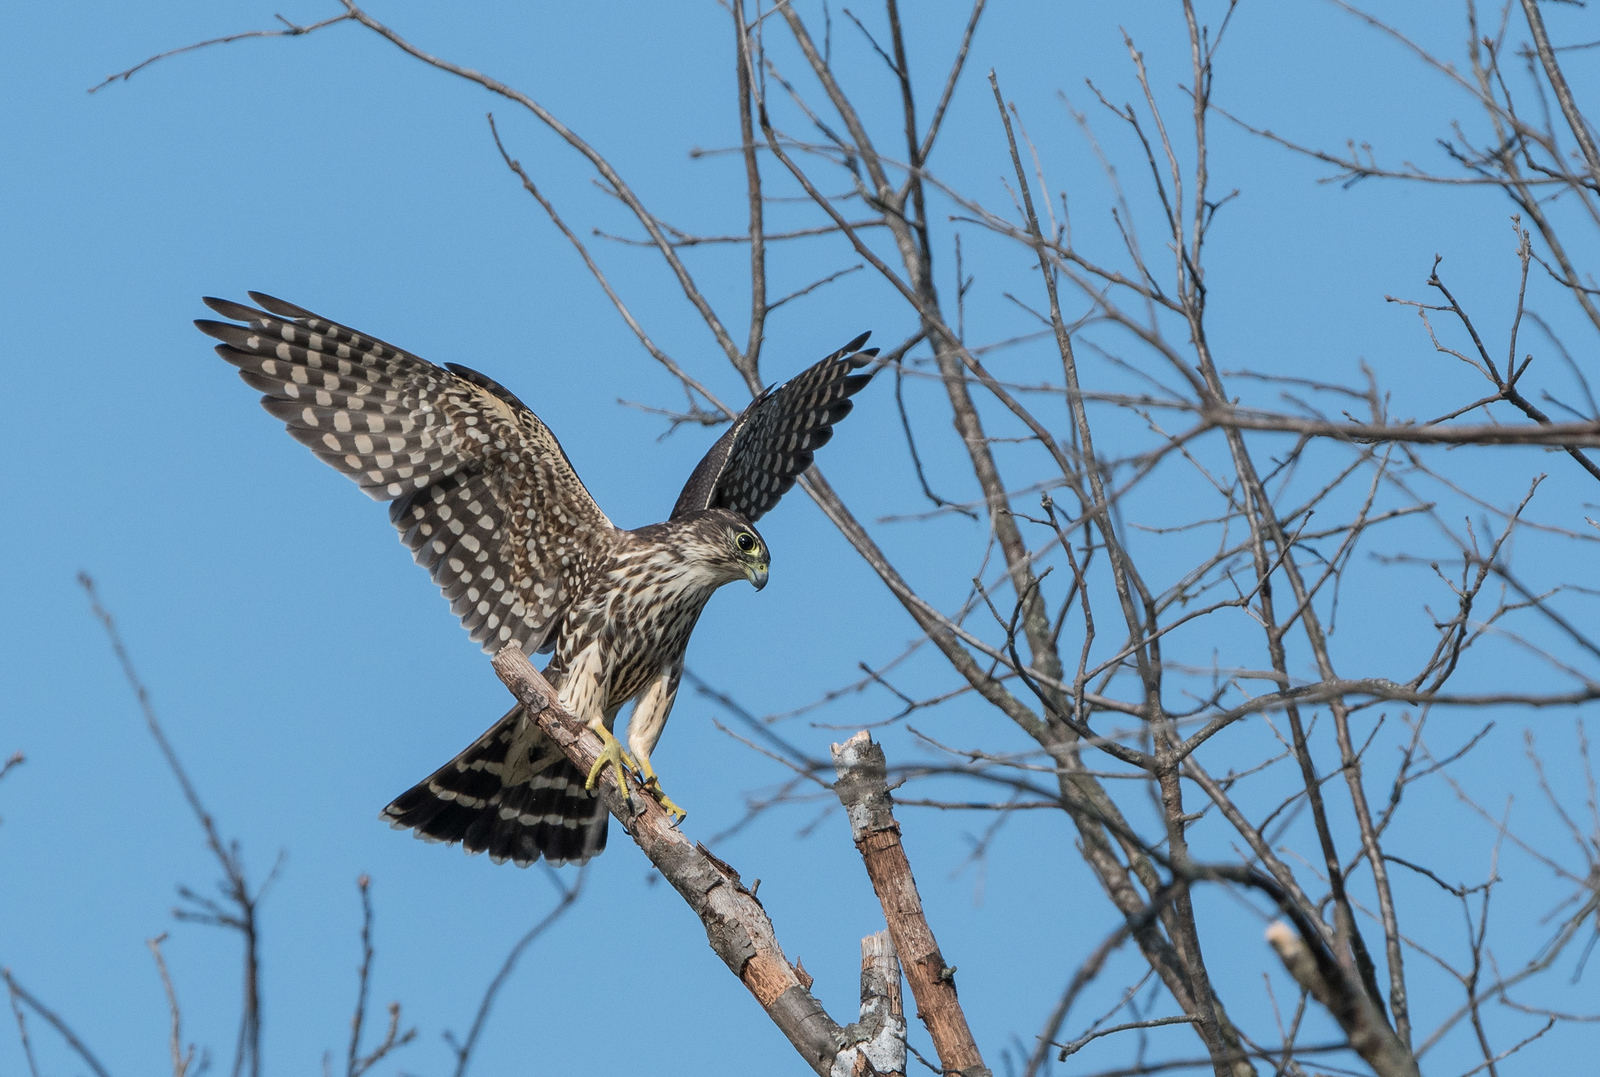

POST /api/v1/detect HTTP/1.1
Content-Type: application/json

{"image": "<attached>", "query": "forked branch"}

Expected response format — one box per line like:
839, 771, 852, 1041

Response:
832, 731, 989, 1077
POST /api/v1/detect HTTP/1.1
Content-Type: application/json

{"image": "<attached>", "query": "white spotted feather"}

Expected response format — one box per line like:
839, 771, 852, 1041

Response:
197, 292, 615, 656
199, 293, 873, 868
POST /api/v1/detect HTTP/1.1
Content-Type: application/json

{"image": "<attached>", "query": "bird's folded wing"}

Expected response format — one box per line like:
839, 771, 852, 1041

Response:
197, 292, 614, 654
670, 332, 877, 523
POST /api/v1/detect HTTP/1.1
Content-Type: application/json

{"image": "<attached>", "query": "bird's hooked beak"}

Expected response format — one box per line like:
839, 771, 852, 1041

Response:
746, 562, 769, 591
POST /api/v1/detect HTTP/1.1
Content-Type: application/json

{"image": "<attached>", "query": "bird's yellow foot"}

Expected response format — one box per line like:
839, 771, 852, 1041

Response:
637, 753, 688, 823
641, 775, 688, 824
585, 727, 638, 798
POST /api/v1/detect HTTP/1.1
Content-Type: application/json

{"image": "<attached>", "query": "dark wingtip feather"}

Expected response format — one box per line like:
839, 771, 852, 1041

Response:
841, 337, 877, 370
814, 332, 875, 369
676, 329, 881, 523
194, 319, 234, 343
247, 291, 315, 320
201, 296, 262, 321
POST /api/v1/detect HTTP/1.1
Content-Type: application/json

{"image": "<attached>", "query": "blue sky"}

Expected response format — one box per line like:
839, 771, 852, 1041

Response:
4, 2, 1599, 1075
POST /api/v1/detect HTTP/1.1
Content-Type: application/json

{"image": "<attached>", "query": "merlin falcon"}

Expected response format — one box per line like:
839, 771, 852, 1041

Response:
197, 293, 875, 866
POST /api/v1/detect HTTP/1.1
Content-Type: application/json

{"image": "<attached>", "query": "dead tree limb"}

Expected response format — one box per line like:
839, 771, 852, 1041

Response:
831, 731, 990, 1077
834, 932, 908, 1077
489, 646, 851, 1075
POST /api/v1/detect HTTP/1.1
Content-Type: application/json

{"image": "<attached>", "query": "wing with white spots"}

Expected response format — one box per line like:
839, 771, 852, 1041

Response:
197, 293, 615, 654
670, 332, 877, 523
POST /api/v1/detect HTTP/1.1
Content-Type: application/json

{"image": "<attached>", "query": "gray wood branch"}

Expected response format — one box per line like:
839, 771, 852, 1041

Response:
833, 932, 907, 1077
490, 646, 846, 1075
832, 731, 990, 1077
1265, 922, 1419, 1077
1519, 0, 1600, 191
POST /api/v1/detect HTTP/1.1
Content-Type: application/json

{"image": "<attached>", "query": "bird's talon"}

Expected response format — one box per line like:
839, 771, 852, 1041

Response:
584, 728, 638, 796
642, 775, 689, 823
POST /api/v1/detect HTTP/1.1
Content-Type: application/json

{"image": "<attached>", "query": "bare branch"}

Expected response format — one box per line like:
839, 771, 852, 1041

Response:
147, 935, 195, 1077
490, 646, 848, 1075
832, 731, 990, 1077
87, 14, 353, 94
832, 932, 908, 1077
486, 114, 734, 418
447, 867, 584, 1077
1054, 1015, 1200, 1060
1518, 0, 1600, 189
1264, 923, 1417, 1077
345, 877, 415, 1077
80, 573, 265, 1077
332, 0, 746, 367
5, 969, 41, 1077
1, 968, 114, 1077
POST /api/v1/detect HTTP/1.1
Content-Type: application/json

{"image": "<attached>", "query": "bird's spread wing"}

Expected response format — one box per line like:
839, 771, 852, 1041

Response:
670, 333, 877, 522
197, 292, 614, 655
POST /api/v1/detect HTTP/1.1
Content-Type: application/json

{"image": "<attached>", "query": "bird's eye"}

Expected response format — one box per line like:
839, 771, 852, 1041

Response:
736, 532, 757, 553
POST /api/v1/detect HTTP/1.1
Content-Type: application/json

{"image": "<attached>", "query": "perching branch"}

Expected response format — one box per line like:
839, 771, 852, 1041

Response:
489, 646, 851, 1076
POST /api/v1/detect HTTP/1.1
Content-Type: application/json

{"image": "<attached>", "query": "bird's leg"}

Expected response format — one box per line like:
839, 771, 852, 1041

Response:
584, 721, 639, 805
634, 753, 688, 824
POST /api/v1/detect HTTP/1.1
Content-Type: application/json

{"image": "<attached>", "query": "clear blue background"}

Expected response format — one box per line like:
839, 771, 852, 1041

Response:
4, 2, 1598, 1075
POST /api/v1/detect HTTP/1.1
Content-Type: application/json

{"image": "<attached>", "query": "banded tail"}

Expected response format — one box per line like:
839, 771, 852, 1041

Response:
382, 705, 608, 866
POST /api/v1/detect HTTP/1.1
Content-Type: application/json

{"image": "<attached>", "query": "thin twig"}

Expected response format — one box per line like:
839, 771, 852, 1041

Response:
147, 934, 195, 1077
87, 14, 353, 93
79, 573, 266, 1077
1, 969, 114, 1077
447, 867, 585, 1077
1054, 1015, 1200, 1060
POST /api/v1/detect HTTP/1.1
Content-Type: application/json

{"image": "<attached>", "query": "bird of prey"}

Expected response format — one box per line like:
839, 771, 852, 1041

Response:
196, 293, 875, 866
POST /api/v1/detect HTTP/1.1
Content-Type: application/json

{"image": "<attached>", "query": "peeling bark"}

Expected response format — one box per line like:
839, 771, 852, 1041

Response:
491, 647, 846, 1074
832, 731, 990, 1077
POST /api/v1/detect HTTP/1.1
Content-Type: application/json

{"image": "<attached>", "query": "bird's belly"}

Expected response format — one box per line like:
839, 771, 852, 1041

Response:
550, 561, 718, 714
606, 607, 702, 701
601, 588, 708, 703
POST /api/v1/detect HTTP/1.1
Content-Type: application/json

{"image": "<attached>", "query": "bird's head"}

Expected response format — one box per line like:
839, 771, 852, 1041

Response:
684, 507, 770, 591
